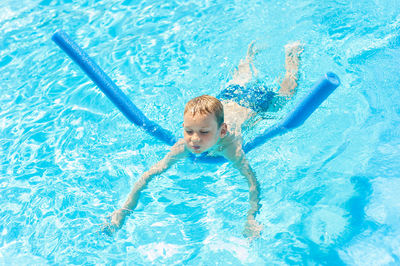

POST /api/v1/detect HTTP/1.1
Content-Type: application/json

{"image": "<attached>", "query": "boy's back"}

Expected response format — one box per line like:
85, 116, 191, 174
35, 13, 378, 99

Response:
103, 41, 303, 239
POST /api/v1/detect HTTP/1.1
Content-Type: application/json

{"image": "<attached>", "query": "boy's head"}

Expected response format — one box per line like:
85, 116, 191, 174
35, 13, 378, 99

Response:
184, 95, 224, 126
183, 95, 227, 154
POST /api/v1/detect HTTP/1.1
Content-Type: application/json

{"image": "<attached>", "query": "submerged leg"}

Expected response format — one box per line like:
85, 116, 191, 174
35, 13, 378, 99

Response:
221, 42, 261, 129
227, 42, 259, 87
278, 41, 304, 97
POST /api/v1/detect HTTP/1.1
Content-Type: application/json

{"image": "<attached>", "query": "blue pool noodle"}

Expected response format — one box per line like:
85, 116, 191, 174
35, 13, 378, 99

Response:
243, 72, 340, 153
52, 30, 340, 163
192, 72, 340, 163
52, 30, 177, 146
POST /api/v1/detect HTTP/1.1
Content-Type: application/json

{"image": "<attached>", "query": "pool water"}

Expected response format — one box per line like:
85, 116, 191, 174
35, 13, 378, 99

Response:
1, 0, 400, 264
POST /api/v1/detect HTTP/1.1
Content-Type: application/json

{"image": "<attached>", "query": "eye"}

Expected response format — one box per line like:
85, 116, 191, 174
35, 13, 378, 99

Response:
185, 129, 193, 134
200, 131, 209, 134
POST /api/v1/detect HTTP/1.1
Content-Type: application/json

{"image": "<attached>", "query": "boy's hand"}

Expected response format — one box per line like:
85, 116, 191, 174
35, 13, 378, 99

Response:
110, 208, 128, 229
243, 219, 263, 239
101, 209, 129, 236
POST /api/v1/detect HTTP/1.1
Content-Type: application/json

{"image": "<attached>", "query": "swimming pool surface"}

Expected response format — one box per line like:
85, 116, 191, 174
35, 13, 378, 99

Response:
1, 0, 399, 264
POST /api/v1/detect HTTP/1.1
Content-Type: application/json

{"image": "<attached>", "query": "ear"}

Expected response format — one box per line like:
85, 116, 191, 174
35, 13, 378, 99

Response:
220, 123, 227, 138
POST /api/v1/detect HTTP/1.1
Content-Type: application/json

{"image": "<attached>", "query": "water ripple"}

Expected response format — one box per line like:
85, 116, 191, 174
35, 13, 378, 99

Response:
1, 0, 400, 264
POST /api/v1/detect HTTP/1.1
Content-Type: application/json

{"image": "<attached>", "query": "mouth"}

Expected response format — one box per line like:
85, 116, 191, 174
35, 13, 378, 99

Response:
192, 145, 201, 151
190, 145, 203, 153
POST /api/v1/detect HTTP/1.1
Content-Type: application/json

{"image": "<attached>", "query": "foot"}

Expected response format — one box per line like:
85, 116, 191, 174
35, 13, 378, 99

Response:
227, 41, 260, 87
284, 41, 304, 58
278, 41, 304, 97
246, 41, 259, 60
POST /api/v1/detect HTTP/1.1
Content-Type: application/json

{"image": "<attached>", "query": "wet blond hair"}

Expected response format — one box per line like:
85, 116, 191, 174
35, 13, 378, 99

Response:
184, 95, 224, 127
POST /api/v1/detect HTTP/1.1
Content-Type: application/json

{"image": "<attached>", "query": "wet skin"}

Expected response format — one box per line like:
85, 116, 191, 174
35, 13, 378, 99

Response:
183, 112, 227, 154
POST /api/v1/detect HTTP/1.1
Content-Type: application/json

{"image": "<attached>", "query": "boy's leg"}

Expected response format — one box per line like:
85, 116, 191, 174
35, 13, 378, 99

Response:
227, 42, 259, 87
278, 41, 303, 97
222, 42, 260, 132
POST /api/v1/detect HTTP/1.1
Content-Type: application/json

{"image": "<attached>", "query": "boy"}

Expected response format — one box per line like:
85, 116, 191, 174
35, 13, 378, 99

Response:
104, 41, 303, 238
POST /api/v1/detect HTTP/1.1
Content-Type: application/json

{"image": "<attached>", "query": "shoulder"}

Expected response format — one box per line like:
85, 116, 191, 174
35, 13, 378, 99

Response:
158, 139, 188, 168
169, 138, 189, 158
218, 133, 244, 163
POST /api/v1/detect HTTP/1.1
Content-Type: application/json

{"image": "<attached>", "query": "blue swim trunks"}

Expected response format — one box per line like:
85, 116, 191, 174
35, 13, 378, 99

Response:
217, 83, 286, 113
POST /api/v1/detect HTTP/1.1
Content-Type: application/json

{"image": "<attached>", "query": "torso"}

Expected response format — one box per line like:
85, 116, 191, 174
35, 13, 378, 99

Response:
222, 100, 254, 137
205, 101, 252, 158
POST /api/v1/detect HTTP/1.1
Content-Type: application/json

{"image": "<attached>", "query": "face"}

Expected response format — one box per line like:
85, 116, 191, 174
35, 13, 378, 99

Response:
183, 112, 227, 154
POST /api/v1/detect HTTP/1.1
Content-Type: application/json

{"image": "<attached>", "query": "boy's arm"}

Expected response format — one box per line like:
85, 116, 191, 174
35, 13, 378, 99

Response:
109, 139, 188, 230
222, 140, 262, 237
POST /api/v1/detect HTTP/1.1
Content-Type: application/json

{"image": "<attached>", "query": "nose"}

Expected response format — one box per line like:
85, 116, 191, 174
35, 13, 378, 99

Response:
191, 133, 200, 143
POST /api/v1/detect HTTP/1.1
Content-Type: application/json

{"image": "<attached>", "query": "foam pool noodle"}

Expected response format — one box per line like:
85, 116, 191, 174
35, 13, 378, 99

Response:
52, 30, 340, 163
52, 30, 177, 146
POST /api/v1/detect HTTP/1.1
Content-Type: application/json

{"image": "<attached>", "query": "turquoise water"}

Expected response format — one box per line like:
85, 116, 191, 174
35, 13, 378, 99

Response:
1, 0, 400, 264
